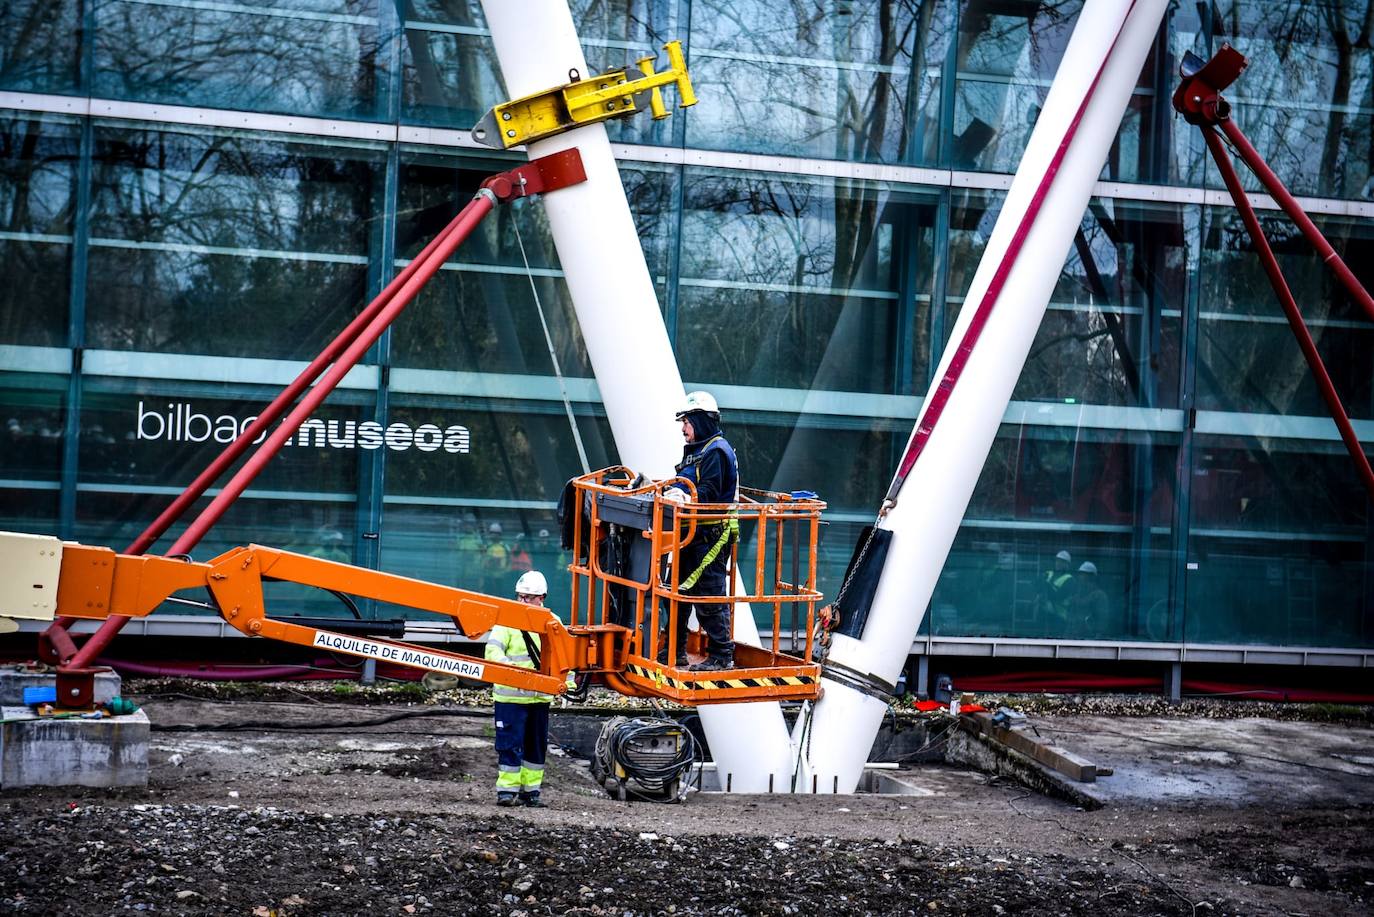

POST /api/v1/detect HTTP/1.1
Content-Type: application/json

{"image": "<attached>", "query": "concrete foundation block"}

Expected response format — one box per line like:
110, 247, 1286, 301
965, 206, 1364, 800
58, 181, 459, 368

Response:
0, 666, 122, 706
1, 707, 149, 788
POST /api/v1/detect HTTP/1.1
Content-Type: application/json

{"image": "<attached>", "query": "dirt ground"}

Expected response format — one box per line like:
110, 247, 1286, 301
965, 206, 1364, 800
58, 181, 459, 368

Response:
2, 687, 1373, 916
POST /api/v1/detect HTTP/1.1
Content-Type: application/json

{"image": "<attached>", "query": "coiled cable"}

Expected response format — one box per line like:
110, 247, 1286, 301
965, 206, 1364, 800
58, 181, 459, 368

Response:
594, 715, 702, 802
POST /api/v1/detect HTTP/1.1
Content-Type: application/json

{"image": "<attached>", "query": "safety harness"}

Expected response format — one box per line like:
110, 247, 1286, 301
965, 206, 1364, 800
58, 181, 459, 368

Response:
675, 434, 739, 590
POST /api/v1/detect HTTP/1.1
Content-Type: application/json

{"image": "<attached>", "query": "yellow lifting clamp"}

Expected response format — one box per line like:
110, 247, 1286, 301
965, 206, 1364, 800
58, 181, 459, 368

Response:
471, 40, 696, 150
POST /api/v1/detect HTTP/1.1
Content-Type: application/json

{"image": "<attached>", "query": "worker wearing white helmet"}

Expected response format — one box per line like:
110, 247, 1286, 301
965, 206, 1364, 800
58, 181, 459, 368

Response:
1037, 548, 1075, 631
660, 390, 739, 672
485, 570, 557, 807
1069, 560, 1108, 635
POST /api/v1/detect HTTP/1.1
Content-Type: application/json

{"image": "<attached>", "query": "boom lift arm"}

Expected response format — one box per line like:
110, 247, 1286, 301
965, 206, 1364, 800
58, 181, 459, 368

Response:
8, 468, 827, 708
29, 534, 616, 706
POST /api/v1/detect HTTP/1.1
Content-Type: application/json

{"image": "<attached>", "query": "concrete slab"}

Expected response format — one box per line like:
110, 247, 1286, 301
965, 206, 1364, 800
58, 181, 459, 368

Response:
1024, 714, 1374, 808
0, 666, 122, 706
1, 706, 149, 788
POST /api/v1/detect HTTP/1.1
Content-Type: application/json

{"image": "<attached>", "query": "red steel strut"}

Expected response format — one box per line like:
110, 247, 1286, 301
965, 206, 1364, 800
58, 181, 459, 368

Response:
1174, 45, 1374, 502
44, 150, 587, 707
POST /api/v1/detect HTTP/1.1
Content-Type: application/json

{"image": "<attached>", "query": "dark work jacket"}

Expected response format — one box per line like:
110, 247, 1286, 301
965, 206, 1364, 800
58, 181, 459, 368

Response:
674, 432, 738, 505
672, 431, 739, 594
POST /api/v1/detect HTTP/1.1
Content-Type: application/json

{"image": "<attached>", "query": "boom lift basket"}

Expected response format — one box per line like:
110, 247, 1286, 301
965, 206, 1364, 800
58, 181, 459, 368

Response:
565, 467, 826, 704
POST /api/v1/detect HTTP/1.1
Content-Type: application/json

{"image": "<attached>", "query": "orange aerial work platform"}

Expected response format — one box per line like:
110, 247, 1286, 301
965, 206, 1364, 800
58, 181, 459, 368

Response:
564, 467, 826, 704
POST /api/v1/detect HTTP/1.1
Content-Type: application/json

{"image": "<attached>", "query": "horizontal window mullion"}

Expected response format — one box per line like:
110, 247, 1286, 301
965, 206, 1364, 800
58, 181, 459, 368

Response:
695, 46, 913, 78
119, 0, 379, 27
679, 276, 900, 301
381, 494, 557, 510
0, 231, 74, 245
75, 481, 355, 502
91, 237, 368, 265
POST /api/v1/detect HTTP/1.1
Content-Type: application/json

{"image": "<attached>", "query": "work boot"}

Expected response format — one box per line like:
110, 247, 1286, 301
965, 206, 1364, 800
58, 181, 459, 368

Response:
519, 791, 547, 808
496, 792, 518, 807
687, 656, 732, 672
655, 645, 688, 668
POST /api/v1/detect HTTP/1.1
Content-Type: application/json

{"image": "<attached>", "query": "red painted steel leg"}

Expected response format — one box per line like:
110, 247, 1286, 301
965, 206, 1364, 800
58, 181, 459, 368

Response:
38, 210, 471, 658
1219, 119, 1374, 325
48, 149, 588, 697
124, 217, 471, 556
1203, 126, 1374, 501
60, 192, 497, 672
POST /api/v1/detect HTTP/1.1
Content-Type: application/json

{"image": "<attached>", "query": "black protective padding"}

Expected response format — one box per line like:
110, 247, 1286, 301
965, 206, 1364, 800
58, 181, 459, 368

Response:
833, 525, 893, 640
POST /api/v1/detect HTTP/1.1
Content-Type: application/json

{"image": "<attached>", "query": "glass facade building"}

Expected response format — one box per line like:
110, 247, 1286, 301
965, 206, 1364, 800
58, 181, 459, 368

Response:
1, 1, 1370, 659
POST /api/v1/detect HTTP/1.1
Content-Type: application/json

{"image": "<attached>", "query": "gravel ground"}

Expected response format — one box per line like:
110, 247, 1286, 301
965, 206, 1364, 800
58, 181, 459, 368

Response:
2, 685, 1372, 916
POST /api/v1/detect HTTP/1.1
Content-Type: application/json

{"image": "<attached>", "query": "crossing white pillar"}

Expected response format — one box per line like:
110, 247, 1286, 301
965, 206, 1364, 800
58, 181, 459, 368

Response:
794, 0, 1170, 793
480, 1, 793, 792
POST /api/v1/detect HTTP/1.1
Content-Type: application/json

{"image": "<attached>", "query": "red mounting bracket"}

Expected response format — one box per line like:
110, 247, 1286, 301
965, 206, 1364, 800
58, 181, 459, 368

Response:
481, 148, 588, 203
1171, 44, 1247, 125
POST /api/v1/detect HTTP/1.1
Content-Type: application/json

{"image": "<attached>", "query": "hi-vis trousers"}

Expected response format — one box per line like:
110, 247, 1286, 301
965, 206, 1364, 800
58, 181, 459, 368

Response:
493, 701, 549, 793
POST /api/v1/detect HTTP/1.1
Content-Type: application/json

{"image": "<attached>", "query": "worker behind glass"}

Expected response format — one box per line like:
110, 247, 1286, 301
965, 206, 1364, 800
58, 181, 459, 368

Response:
659, 390, 739, 672
486, 570, 557, 808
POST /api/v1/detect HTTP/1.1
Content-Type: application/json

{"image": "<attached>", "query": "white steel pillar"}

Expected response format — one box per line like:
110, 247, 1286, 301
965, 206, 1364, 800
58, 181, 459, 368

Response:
794, 0, 1170, 793
479, 1, 793, 791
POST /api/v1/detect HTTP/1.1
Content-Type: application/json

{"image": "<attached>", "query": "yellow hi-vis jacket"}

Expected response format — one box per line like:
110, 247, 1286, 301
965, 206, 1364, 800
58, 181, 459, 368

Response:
484, 625, 574, 704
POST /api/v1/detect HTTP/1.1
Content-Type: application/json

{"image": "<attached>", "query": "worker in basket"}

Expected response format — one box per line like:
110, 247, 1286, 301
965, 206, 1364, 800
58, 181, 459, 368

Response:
659, 390, 739, 672
486, 570, 562, 808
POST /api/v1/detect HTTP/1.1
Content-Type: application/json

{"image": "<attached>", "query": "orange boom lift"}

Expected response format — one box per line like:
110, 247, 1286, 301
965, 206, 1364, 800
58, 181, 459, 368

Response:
17, 470, 824, 707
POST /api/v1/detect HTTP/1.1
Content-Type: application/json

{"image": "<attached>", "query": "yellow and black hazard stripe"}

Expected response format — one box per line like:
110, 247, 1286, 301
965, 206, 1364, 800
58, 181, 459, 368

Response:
626, 662, 817, 692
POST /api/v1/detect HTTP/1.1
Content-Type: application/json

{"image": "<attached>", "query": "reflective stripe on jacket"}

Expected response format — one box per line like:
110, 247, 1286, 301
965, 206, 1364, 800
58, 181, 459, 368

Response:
485, 625, 551, 704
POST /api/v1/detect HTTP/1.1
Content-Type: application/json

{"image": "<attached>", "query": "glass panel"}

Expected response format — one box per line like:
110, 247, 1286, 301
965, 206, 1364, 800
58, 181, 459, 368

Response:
945, 193, 1190, 408
1197, 207, 1374, 420
0, 487, 59, 534
932, 423, 1178, 640
401, 1, 498, 128
1185, 434, 1372, 647
0, 114, 79, 347
74, 491, 361, 618
383, 399, 612, 503
391, 149, 588, 374
391, 150, 674, 375
84, 125, 383, 360
678, 168, 936, 394
93, 0, 393, 121
1103, 3, 1207, 187
1022, 199, 1192, 407
0, 0, 83, 95
0, 371, 67, 482
381, 505, 574, 622
685, 0, 950, 164
953, 0, 1076, 172
951, 0, 1166, 181
1209, 1, 1374, 200
77, 376, 367, 518
379, 399, 616, 621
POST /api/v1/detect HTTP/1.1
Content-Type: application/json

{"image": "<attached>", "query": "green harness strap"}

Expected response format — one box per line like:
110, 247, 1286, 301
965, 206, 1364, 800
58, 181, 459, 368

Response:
681, 514, 739, 590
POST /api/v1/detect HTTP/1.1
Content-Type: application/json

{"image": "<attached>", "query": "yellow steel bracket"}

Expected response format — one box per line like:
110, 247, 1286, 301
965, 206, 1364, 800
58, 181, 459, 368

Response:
471, 40, 696, 150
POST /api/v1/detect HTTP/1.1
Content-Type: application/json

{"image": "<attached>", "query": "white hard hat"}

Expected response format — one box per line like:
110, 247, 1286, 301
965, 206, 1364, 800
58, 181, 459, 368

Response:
488, 522, 503, 534
675, 390, 720, 419
515, 570, 548, 596
1078, 561, 1097, 575
1055, 550, 1072, 563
